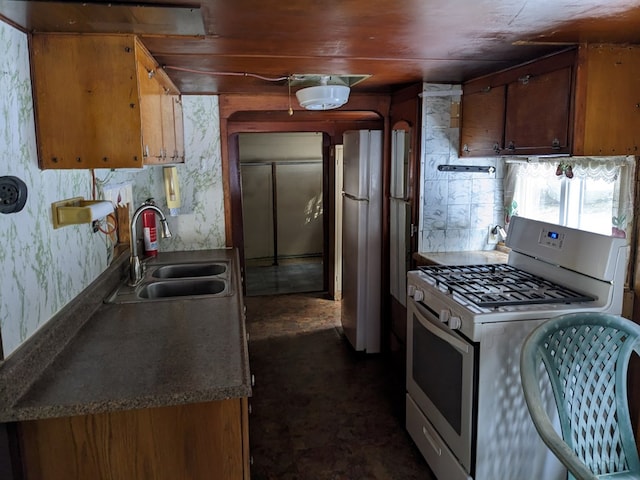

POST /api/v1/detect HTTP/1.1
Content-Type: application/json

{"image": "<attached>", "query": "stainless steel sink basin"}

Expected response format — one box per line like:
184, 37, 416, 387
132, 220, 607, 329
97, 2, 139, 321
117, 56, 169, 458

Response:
138, 279, 226, 299
105, 260, 232, 304
151, 262, 226, 279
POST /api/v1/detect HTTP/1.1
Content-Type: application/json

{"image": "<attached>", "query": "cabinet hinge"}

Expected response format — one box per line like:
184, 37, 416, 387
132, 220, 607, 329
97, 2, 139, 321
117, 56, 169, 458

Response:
518, 74, 531, 85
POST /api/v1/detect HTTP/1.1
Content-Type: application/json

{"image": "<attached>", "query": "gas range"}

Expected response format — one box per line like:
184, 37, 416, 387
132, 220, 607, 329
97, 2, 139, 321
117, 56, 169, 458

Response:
405, 217, 630, 480
417, 263, 594, 308
407, 216, 629, 340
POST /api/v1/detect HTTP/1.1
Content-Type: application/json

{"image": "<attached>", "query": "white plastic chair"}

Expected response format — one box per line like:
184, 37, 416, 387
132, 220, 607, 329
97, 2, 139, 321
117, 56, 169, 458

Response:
520, 312, 640, 480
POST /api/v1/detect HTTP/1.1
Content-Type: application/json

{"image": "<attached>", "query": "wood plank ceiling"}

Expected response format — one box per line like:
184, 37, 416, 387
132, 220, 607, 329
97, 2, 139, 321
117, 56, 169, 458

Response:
2, 0, 640, 96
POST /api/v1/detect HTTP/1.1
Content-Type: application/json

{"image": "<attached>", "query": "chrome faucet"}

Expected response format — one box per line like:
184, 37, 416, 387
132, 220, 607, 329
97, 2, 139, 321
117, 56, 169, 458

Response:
129, 202, 172, 286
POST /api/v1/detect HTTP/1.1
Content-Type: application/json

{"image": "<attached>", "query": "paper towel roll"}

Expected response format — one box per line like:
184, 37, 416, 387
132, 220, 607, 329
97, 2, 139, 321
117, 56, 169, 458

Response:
86, 201, 114, 221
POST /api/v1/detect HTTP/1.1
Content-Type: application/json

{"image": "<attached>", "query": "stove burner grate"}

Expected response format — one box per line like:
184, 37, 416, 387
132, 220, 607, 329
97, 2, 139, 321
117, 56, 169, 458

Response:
418, 264, 595, 308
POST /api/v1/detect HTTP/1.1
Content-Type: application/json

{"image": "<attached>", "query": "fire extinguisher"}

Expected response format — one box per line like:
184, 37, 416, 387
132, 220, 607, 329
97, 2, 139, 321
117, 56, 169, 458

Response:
142, 198, 158, 257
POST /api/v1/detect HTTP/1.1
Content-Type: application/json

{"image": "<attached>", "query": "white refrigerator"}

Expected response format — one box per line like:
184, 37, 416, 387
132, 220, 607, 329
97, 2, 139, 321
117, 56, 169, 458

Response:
341, 129, 382, 353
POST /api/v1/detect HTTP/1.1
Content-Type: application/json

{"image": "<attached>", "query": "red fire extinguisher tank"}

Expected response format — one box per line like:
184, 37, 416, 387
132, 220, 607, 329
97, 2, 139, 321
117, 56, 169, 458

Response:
142, 199, 158, 256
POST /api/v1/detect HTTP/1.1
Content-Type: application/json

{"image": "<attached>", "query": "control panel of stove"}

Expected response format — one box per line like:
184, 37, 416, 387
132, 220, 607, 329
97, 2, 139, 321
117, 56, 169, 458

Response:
538, 226, 565, 249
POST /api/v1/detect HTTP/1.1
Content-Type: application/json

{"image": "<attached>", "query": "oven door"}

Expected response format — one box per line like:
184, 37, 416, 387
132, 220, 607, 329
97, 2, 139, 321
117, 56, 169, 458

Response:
406, 297, 476, 473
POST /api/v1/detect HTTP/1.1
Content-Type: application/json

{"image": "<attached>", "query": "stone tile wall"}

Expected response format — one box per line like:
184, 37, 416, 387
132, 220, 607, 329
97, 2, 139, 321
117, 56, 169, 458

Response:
419, 83, 504, 252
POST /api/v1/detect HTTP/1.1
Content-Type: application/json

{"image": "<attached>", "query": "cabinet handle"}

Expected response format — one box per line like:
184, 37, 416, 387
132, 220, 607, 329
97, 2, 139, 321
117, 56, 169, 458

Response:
551, 138, 561, 150
493, 143, 501, 154
507, 141, 516, 152
251, 374, 255, 387
462, 144, 470, 153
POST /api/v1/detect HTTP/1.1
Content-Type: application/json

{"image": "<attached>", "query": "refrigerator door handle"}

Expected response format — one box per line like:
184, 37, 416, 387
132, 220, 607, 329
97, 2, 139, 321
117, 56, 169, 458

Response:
390, 195, 411, 205
343, 191, 369, 203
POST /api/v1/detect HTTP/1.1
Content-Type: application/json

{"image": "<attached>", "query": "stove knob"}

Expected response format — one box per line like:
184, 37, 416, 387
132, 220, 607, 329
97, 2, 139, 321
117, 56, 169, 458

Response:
407, 284, 416, 297
413, 289, 424, 302
449, 315, 462, 330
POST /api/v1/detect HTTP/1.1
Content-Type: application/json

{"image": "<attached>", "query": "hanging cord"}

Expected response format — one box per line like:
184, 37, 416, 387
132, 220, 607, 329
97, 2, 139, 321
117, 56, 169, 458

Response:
288, 76, 294, 116
163, 66, 289, 82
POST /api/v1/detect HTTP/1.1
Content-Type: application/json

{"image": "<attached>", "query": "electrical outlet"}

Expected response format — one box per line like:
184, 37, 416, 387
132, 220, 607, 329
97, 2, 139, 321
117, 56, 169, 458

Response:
487, 226, 498, 245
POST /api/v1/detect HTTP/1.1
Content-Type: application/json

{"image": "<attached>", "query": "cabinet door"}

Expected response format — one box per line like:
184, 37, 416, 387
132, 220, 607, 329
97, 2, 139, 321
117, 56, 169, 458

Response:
460, 85, 505, 156
173, 96, 185, 162
576, 45, 640, 155
31, 35, 143, 169
504, 66, 573, 154
160, 90, 177, 163
136, 58, 164, 162
19, 399, 249, 480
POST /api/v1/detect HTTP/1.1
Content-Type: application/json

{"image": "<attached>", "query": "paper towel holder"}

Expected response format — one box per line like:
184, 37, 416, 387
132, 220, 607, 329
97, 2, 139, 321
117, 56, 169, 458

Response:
51, 197, 114, 229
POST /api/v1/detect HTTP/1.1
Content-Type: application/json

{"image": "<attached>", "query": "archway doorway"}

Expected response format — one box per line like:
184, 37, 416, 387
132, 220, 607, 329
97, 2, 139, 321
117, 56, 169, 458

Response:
220, 96, 389, 300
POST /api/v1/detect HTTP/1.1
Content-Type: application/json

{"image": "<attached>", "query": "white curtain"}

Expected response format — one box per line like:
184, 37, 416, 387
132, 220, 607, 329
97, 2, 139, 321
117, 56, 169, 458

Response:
503, 156, 636, 241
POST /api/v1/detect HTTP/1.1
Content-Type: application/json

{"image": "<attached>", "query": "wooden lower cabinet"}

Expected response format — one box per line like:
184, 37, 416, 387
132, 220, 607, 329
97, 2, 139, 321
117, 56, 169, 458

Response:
18, 398, 250, 480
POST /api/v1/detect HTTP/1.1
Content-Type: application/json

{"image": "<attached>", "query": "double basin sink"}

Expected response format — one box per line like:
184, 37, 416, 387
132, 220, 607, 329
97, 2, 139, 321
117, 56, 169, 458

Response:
106, 260, 231, 304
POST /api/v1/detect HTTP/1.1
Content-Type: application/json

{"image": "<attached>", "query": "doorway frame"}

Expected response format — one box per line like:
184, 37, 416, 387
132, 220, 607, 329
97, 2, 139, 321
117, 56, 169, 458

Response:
218, 93, 390, 299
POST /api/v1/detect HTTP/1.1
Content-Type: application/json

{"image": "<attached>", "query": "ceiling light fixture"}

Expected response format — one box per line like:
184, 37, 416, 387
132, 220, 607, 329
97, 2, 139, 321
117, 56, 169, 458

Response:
295, 75, 350, 111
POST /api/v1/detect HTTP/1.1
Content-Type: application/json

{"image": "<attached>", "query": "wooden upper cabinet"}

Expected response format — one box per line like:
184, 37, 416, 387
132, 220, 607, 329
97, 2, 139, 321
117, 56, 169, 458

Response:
460, 84, 505, 156
173, 96, 185, 161
460, 49, 576, 157
504, 66, 573, 154
573, 44, 640, 156
136, 54, 164, 161
504, 67, 572, 154
30, 34, 184, 169
156, 92, 185, 164
461, 45, 640, 157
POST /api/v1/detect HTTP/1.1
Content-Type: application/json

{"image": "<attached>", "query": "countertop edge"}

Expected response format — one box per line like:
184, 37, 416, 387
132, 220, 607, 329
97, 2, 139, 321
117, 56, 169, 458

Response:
3, 385, 253, 422
0, 251, 130, 419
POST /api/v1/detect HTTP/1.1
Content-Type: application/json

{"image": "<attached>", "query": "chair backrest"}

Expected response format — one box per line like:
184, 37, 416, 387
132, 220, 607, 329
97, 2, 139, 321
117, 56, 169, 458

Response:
520, 312, 640, 480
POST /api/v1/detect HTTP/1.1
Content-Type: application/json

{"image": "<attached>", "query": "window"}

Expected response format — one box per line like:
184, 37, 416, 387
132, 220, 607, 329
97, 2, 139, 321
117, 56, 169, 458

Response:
504, 157, 635, 239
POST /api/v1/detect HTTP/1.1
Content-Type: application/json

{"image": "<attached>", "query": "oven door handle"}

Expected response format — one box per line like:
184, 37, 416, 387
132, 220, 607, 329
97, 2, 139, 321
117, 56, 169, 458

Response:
411, 300, 470, 354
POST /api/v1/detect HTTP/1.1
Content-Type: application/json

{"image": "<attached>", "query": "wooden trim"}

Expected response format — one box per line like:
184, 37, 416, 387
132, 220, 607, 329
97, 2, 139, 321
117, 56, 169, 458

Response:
241, 397, 250, 480
322, 133, 332, 296
463, 48, 578, 94
572, 43, 590, 155
385, 83, 422, 355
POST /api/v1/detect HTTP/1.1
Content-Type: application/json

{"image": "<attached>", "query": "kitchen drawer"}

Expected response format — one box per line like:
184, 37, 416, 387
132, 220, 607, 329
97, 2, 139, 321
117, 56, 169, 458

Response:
405, 394, 471, 480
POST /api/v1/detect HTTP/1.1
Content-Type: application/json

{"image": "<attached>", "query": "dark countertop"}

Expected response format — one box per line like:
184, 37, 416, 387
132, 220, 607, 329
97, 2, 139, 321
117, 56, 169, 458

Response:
0, 249, 251, 422
414, 249, 509, 266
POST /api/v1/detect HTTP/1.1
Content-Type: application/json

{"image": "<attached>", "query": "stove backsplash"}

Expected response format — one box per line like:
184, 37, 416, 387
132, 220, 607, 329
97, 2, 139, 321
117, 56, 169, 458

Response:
420, 83, 504, 253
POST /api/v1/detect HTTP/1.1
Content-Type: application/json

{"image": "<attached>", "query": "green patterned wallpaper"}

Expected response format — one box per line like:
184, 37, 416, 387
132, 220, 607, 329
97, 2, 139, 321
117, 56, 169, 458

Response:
0, 21, 225, 357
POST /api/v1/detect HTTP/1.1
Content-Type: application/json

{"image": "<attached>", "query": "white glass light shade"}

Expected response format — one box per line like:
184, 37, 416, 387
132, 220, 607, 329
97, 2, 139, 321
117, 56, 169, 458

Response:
295, 85, 350, 110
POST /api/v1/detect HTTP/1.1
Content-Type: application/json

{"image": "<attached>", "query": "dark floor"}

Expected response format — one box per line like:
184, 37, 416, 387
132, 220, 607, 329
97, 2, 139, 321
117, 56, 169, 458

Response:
245, 293, 435, 480
244, 257, 323, 296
